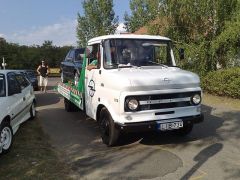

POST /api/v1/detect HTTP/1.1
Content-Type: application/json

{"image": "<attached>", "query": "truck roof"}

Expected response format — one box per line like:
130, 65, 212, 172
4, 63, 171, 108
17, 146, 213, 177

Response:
88, 34, 171, 44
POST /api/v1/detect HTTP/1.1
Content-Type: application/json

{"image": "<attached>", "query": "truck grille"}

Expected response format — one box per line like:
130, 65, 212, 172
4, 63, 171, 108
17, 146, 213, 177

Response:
125, 91, 201, 112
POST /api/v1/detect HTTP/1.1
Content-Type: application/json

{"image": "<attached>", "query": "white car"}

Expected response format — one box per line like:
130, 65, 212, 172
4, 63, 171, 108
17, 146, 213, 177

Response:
0, 70, 36, 154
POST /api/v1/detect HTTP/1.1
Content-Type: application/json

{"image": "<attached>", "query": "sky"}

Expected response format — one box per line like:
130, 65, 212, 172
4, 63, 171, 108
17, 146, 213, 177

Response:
0, 0, 131, 46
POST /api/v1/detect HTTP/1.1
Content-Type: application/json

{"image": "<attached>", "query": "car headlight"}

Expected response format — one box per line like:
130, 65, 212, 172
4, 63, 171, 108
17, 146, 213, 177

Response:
191, 94, 201, 105
126, 98, 139, 111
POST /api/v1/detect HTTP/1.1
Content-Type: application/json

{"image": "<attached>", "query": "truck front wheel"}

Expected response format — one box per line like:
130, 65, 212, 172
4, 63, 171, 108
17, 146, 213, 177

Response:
99, 108, 120, 146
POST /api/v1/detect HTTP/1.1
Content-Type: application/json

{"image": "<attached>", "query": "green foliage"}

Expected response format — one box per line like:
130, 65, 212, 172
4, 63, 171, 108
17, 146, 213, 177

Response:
0, 38, 71, 70
124, 0, 159, 32
137, 0, 240, 76
202, 68, 240, 98
76, 0, 118, 47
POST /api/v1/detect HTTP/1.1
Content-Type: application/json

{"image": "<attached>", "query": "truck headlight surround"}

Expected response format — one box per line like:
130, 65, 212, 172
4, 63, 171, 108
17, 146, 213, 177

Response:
191, 94, 201, 105
126, 98, 139, 111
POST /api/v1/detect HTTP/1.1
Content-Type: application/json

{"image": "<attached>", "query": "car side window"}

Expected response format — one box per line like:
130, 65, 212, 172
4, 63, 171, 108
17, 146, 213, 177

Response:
67, 50, 74, 61
15, 74, 30, 90
0, 74, 6, 97
7, 73, 21, 96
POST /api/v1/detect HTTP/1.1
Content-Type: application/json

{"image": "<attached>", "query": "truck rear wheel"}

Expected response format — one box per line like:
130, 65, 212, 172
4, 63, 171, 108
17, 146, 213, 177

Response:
64, 98, 75, 112
99, 108, 119, 146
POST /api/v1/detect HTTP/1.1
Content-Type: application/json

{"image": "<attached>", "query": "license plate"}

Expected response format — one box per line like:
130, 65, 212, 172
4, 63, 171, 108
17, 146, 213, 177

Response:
157, 120, 183, 131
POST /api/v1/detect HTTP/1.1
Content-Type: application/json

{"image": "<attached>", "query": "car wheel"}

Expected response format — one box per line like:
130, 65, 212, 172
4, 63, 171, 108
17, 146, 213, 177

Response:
175, 124, 193, 136
30, 102, 36, 120
74, 72, 79, 87
0, 122, 13, 154
61, 71, 67, 83
99, 108, 120, 146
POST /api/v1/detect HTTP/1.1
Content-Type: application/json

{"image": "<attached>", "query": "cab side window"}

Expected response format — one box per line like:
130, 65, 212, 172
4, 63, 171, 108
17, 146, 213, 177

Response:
15, 74, 30, 90
7, 73, 21, 96
87, 44, 101, 68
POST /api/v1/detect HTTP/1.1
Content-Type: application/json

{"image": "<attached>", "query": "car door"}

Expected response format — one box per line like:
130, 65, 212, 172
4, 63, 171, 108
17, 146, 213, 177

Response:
7, 73, 26, 128
62, 50, 72, 80
65, 50, 75, 79
15, 73, 32, 119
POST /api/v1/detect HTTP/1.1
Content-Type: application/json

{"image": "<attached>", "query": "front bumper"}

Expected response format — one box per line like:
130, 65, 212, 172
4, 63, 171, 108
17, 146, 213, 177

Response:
115, 114, 204, 133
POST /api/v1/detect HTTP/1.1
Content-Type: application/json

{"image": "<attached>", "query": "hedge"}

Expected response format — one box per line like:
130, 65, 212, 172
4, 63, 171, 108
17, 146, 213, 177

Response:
201, 67, 240, 99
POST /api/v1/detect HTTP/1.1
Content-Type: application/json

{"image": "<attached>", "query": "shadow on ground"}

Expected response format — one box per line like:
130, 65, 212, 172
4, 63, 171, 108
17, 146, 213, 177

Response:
36, 90, 240, 179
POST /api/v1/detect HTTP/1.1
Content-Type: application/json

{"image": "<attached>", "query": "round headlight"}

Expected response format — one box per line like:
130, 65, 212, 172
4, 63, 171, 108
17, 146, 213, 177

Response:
127, 98, 139, 111
192, 94, 201, 105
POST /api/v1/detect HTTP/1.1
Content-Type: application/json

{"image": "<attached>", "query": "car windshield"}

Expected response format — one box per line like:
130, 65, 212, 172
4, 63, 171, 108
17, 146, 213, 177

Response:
0, 74, 6, 97
103, 39, 174, 68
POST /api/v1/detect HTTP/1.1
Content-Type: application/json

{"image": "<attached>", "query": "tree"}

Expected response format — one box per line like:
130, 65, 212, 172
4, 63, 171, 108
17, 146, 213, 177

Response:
76, 0, 118, 47
141, 0, 240, 74
124, 0, 160, 32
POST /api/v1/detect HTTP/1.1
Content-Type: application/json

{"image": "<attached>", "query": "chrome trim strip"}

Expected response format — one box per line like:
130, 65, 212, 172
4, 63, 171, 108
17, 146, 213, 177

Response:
139, 97, 190, 105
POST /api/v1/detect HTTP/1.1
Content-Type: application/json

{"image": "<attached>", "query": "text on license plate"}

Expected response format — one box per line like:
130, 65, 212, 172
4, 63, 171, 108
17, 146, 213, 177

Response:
158, 121, 183, 131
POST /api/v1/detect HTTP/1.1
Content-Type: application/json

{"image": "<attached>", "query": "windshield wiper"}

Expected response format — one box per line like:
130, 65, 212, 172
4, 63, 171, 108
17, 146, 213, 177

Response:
118, 63, 133, 68
148, 61, 168, 68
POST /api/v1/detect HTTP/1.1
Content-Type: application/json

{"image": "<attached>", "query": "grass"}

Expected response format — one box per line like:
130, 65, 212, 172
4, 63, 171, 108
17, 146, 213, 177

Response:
202, 93, 240, 111
0, 118, 71, 180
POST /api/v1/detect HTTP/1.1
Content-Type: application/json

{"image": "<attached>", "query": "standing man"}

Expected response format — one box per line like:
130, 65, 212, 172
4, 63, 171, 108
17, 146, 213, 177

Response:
37, 60, 49, 92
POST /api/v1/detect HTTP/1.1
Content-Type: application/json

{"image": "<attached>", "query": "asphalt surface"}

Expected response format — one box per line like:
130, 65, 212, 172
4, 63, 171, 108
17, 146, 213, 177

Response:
36, 77, 240, 180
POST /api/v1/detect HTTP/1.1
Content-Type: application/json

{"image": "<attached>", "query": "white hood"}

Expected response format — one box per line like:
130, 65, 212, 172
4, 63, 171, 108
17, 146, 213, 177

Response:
103, 67, 200, 91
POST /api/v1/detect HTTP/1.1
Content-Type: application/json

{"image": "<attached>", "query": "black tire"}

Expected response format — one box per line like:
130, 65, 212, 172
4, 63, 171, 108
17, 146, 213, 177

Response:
29, 102, 36, 120
0, 122, 13, 154
175, 124, 193, 136
99, 108, 120, 146
64, 98, 75, 112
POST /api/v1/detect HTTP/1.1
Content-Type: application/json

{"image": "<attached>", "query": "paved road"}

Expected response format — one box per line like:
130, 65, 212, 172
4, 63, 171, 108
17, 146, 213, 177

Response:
36, 78, 240, 180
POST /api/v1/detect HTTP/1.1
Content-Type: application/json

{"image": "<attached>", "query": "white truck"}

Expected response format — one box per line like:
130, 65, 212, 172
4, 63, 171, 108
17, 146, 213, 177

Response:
58, 34, 204, 146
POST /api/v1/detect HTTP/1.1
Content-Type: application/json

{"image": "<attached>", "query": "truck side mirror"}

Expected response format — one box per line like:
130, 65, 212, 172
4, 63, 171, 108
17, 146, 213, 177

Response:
179, 48, 185, 60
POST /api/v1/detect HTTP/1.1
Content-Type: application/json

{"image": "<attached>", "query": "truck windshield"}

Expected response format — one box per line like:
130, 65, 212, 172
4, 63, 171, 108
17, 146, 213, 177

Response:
103, 39, 174, 68
0, 74, 6, 97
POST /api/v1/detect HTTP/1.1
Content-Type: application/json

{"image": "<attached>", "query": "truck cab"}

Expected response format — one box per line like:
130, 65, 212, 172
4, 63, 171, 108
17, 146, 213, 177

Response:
84, 34, 203, 146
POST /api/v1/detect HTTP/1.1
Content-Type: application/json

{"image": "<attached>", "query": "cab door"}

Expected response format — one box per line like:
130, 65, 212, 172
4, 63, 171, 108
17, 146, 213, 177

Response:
85, 43, 102, 119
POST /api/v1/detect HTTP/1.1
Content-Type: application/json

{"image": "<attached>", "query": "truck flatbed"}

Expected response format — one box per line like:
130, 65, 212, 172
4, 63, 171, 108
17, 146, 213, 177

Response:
58, 82, 83, 110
